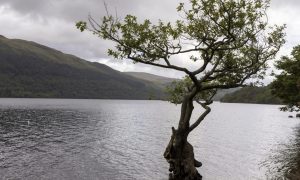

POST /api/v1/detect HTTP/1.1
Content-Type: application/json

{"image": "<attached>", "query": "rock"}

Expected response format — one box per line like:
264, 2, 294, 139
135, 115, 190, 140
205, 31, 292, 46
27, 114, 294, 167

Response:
289, 115, 293, 118
194, 159, 202, 167
296, 114, 300, 118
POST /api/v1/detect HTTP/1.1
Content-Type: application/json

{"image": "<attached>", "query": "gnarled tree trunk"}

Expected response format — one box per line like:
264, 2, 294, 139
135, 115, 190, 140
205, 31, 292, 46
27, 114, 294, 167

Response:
164, 94, 203, 180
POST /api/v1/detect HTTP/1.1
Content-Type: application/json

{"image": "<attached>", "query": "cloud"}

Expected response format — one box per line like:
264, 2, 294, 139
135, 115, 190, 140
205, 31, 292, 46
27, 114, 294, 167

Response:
0, 0, 299, 80
268, 0, 300, 56
0, 0, 180, 22
271, 0, 300, 8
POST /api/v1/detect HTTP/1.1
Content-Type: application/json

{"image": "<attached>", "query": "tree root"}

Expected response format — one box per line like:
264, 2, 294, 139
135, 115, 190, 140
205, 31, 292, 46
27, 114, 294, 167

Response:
164, 129, 202, 180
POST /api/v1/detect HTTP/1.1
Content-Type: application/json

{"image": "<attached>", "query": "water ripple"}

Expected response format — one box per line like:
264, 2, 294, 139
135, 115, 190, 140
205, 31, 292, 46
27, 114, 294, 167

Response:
0, 99, 298, 179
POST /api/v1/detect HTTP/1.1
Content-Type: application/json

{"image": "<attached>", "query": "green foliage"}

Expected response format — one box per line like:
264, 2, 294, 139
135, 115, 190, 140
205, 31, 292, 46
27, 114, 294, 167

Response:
220, 85, 282, 104
271, 45, 300, 111
76, 21, 87, 32
166, 77, 193, 104
77, 0, 285, 104
166, 76, 216, 104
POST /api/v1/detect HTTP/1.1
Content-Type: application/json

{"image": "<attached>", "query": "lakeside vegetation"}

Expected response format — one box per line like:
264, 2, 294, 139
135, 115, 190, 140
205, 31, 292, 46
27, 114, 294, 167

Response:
220, 86, 283, 104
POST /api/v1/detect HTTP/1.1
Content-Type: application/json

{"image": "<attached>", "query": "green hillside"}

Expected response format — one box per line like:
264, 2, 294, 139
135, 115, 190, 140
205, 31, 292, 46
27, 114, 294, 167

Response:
220, 86, 283, 104
124, 72, 178, 88
213, 88, 240, 101
125, 72, 240, 101
0, 35, 164, 99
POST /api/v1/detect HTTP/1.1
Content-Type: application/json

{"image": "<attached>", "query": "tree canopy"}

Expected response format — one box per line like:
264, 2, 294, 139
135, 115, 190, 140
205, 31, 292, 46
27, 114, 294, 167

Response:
77, 0, 285, 179
271, 45, 300, 112
77, 0, 285, 105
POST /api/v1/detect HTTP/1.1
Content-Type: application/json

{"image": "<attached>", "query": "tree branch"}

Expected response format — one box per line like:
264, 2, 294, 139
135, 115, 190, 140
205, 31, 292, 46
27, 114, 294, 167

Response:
189, 101, 211, 133
189, 89, 216, 132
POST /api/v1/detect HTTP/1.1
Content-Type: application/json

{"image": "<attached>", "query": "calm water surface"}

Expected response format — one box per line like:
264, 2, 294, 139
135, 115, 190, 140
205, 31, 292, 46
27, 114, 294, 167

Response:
0, 98, 299, 180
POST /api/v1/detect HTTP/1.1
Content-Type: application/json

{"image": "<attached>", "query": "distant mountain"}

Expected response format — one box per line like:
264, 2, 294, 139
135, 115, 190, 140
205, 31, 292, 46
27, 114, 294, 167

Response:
124, 72, 178, 88
125, 72, 239, 101
220, 86, 283, 104
213, 88, 240, 101
0, 35, 165, 99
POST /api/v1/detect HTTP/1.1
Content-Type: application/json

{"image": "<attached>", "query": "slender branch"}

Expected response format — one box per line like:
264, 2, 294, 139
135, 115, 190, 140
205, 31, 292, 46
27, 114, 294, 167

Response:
200, 70, 256, 90
169, 47, 206, 55
189, 89, 216, 132
198, 53, 224, 83
189, 101, 211, 132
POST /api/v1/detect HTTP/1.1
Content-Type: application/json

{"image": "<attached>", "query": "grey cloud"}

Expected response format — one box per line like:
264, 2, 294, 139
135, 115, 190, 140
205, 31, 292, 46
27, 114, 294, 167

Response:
0, 0, 180, 58
271, 0, 300, 8
0, 0, 299, 79
0, 0, 180, 22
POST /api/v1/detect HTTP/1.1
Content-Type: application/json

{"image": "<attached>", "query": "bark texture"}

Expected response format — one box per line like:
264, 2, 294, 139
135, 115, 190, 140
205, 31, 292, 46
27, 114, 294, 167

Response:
164, 128, 202, 180
164, 95, 203, 180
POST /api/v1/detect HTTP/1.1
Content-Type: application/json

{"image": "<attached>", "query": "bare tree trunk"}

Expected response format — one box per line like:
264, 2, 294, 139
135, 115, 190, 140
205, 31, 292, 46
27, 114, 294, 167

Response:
164, 96, 203, 180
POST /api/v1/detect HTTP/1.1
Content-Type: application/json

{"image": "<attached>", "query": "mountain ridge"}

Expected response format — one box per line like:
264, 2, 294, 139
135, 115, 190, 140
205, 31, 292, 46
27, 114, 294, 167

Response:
0, 35, 165, 99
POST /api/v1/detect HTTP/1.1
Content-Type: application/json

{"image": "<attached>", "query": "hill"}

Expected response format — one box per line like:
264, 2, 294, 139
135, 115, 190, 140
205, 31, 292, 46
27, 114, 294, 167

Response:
124, 72, 177, 88
220, 86, 283, 104
125, 72, 239, 101
0, 35, 164, 99
212, 88, 239, 101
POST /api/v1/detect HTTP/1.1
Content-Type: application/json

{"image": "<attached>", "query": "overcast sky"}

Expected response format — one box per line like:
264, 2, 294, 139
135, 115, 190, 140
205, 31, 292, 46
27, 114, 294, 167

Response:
0, 0, 299, 81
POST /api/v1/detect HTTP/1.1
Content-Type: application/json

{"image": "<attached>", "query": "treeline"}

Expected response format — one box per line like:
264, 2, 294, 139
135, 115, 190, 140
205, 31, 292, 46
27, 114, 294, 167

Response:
220, 85, 283, 104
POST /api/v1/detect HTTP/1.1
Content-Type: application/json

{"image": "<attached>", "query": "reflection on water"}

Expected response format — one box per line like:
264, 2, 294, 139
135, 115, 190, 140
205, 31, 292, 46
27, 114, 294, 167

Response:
0, 98, 300, 179
0, 108, 99, 179
0, 99, 173, 180
263, 124, 300, 179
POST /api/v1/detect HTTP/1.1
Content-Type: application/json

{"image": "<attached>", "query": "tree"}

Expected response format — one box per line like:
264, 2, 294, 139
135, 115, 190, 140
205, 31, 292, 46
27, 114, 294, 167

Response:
271, 45, 300, 112
77, 0, 285, 179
